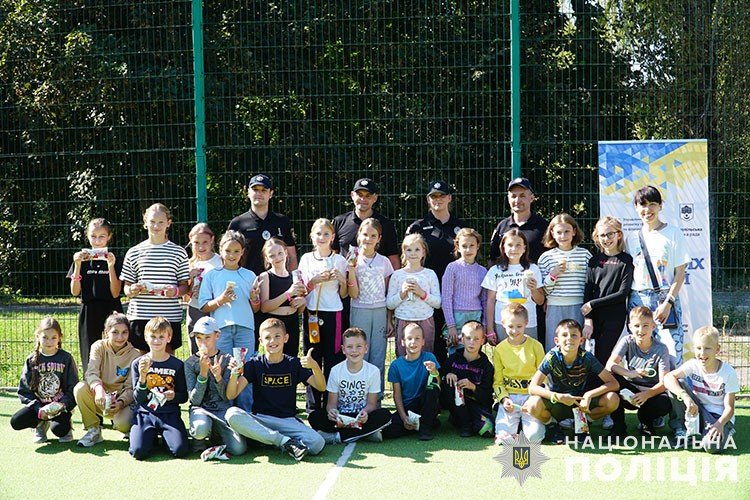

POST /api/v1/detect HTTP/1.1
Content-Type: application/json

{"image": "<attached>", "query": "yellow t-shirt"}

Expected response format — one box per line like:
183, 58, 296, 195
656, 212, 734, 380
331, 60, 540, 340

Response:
493, 336, 545, 401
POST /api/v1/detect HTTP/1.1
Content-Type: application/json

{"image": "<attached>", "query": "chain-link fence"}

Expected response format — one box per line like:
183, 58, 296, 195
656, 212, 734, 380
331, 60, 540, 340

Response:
1, 1, 748, 388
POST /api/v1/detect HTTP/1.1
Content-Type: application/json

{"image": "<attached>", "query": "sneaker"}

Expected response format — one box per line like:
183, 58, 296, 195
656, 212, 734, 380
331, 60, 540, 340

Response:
282, 437, 308, 461
77, 426, 103, 447
316, 431, 341, 445
653, 415, 667, 428
418, 430, 434, 441
364, 430, 383, 443
602, 415, 614, 430
545, 424, 566, 445
670, 428, 687, 448
459, 426, 473, 438
478, 416, 494, 438
33, 421, 49, 443
609, 426, 628, 439
58, 430, 75, 443
637, 422, 655, 437
558, 418, 574, 430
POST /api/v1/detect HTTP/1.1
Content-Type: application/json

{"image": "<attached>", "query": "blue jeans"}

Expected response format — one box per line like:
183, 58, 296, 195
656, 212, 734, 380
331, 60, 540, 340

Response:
628, 290, 684, 367
217, 324, 255, 412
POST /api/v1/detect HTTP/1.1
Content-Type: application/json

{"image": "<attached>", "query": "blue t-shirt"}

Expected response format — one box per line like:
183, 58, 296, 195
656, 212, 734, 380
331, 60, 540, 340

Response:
388, 352, 440, 407
243, 354, 311, 418
538, 347, 603, 396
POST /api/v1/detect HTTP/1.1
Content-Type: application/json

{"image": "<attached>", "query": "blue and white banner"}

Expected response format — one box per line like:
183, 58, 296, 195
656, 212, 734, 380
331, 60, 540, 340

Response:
598, 140, 711, 353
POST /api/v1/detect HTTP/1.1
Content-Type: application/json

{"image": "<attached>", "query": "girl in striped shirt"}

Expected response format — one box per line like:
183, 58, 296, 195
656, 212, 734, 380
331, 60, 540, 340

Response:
121, 203, 190, 353
538, 214, 592, 351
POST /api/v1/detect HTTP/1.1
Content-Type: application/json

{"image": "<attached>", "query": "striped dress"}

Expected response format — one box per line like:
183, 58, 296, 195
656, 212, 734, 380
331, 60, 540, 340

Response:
120, 240, 189, 322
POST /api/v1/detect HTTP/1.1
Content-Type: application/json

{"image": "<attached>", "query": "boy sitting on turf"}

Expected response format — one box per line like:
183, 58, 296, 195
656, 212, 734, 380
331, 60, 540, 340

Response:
527, 319, 619, 443
129, 317, 189, 460
493, 303, 546, 444
664, 326, 738, 453
605, 306, 671, 438
382, 322, 440, 441
440, 321, 495, 438
225, 318, 326, 461
185, 316, 247, 456
309, 327, 392, 443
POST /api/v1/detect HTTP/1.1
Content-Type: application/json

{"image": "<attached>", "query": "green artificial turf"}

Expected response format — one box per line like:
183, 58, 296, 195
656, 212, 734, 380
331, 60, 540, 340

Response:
0, 394, 747, 499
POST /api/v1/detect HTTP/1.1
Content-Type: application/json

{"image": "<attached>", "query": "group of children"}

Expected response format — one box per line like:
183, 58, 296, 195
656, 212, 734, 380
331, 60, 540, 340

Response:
10, 185, 739, 459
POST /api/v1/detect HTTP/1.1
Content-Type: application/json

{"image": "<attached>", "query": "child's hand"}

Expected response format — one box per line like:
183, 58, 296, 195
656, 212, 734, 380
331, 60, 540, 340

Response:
251, 277, 263, 302
502, 398, 515, 412
456, 378, 476, 392
300, 348, 319, 370
558, 393, 579, 407
581, 323, 593, 339
653, 301, 671, 325
411, 282, 425, 297
189, 268, 203, 279
329, 269, 344, 282
632, 391, 651, 406
199, 353, 211, 377
210, 354, 225, 382
105, 252, 117, 268
227, 357, 243, 376
289, 281, 306, 297
138, 356, 152, 380
129, 283, 146, 297
94, 385, 107, 409
290, 296, 307, 309
327, 408, 340, 422
423, 360, 437, 374
73, 251, 85, 263
400, 280, 414, 297
217, 288, 234, 305
356, 410, 369, 424
386, 322, 395, 338
707, 421, 725, 441
578, 394, 592, 412
486, 331, 498, 346
445, 373, 458, 387
526, 277, 538, 289
447, 326, 458, 346
403, 418, 418, 431
163, 390, 175, 401
580, 302, 592, 316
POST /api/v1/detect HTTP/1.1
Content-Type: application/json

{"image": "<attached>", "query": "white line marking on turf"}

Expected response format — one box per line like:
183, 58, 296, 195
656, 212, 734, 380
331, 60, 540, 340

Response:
313, 442, 356, 500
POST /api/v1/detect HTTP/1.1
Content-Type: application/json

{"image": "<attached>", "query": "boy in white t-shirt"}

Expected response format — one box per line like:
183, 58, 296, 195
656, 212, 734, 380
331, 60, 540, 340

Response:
664, 326, 739, 453
308, 328, 392, 443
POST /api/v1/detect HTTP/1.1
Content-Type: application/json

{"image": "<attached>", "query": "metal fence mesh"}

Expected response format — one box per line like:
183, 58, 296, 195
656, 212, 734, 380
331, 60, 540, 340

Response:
0, 1, 748, 388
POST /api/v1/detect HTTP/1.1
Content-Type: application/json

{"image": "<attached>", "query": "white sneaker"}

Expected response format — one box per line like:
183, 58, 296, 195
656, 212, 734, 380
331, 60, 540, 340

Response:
602, 416, 614, 430
364, 430, 383, 442
33, 421, 49, 443
559, 418, 574, 430
316, 431, 341, 445
77, 426, 103, 447
58, 430, 75, 443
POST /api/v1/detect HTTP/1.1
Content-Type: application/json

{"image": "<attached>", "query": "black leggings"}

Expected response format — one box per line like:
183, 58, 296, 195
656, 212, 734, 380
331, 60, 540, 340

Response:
11, 404, 72, 436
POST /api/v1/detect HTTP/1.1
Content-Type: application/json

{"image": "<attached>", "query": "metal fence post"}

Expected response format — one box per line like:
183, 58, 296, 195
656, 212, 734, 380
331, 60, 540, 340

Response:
192, 0, 208, 221
510, 0, 521, 178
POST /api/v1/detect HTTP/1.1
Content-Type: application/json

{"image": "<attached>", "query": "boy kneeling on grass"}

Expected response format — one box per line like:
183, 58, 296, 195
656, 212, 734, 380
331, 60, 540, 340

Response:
527, 319, 619, 444
664, 326, 738, 453
129, 317, 189, 460
382, 322, 440, 441
226, 318, 326, 461
309, 327, 392, 444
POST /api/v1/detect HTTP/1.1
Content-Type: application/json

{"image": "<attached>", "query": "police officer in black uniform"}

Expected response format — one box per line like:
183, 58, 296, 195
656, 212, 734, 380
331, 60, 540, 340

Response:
406, 180, 465, 363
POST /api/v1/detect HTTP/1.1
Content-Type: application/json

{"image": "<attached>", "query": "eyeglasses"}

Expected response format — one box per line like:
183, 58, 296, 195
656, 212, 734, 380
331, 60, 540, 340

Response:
598, 231, 619, 239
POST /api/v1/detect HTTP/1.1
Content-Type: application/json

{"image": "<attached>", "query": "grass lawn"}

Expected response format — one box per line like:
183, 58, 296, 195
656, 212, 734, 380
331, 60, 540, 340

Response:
0, 394, 747, 499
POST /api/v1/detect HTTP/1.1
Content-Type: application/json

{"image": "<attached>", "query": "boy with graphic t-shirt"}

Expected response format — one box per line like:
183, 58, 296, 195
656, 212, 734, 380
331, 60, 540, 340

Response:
527, 319, 619, 444
129, 318, 189, 460
665, 326, 739, 453
440, 321, 495, 438
225, 318, 326, 461
308, 328, 392, 443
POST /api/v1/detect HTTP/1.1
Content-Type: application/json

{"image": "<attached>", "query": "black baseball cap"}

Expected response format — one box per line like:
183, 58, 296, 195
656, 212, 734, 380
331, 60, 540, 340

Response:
507, 177, 534, 193
352, 178, 378, 194
249, 174, 273, 189
428, 180, 453, 195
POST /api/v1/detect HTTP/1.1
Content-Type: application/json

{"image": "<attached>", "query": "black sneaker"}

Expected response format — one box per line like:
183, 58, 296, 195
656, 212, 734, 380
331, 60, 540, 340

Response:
419, 430, 434, 441
545, 424, 566, 445
638, 422, 655, 437
282, 438, 308, 461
